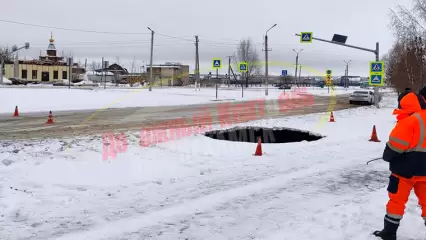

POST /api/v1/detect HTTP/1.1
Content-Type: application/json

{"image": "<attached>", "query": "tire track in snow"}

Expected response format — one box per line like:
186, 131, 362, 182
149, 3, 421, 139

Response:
52, 147, 383, 240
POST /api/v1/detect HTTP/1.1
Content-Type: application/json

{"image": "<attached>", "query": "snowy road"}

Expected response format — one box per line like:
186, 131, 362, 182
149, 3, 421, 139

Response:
0, 94, 353, 140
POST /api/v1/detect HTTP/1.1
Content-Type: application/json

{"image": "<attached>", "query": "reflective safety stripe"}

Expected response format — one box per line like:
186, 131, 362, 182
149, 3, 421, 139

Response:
413, 113, 426, 152
385, 216, 401, 224
386, 213, 403, 219
389, 136, 410, 147
386, 141, 405, 153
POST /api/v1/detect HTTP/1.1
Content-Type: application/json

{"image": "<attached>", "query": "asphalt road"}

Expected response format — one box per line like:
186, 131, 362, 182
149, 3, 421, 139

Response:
0, 94, 356, 141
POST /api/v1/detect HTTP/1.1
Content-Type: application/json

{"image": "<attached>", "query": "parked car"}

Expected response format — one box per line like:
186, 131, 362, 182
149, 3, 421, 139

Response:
9, 78, 27, 85
278, 84, 291, 90
349, 90, 376, 105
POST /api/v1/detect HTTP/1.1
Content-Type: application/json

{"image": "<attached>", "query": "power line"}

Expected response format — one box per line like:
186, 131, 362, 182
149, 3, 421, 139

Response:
0, 19, 150, 35
0, 19, 373, 59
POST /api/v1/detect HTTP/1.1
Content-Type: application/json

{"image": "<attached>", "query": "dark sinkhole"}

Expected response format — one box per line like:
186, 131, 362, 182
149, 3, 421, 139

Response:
204, 126, 324, 143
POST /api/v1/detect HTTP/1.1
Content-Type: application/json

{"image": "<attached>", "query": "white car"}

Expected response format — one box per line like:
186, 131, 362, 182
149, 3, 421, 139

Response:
349, 90, 375, 105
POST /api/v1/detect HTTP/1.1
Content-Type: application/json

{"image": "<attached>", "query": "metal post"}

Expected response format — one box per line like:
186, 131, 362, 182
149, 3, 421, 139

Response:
100, 57, 103, 88
148, 27, 154, 91
195, 35, 199, 90
293, 49, 302, 86
374, 42, 380, 108
0, 57, 4, 85
263, 24, 277, 96
68, 57, 72, 89
298, 65, 302, 86
216, 68, 218, 99
242, 81, 244, 97
344, 60, 351, 89
13, 53, 18, 79
227, 56, 231, 87
265, 34, 269, 96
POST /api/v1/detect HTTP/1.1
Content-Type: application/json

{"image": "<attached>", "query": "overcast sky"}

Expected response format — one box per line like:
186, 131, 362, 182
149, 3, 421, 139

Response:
0, 0, 409, 76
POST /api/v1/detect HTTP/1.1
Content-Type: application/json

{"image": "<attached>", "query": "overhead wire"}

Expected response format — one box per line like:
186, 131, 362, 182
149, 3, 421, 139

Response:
0, 19, 370, 59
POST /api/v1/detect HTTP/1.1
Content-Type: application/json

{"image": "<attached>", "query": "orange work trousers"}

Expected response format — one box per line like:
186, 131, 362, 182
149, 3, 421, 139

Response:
386, 173, 426, 220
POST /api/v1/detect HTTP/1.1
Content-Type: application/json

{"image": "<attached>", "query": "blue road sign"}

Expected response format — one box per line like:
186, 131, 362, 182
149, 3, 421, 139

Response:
370, 74, 382, 84
326, 70, 332, 75
213, 59, 221, 68
240, 64, 247, 71
370, 62, 384, 73
300, 32, 312, 43
282, 70, 287, 76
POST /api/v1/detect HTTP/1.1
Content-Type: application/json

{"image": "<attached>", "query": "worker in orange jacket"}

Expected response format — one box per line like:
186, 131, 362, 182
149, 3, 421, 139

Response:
373, 92, 426, 240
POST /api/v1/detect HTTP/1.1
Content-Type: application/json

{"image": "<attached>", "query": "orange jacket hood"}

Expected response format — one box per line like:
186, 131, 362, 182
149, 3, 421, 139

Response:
393, 92, 426, 121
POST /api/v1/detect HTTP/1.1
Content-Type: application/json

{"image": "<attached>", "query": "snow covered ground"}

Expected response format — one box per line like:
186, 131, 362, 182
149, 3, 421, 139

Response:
0, 86, 354, 114
1, 92, 424, 240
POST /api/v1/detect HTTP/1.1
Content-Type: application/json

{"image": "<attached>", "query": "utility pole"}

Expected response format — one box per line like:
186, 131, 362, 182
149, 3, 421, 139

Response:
293, 49, 303, 86
344, 60, 351, 88
195, 35, 200, 90
226, 56, 232, 87
68, 57, 73, 89
100, 57, 103, 88
264, 35, 269, 95
148, 27, 154, 91
263, 24, 277, 96
298, 64, 302, 86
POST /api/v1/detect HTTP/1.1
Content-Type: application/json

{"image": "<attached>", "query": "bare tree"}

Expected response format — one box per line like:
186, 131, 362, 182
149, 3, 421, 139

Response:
0, 47, 13, 62
386, 0, 426, 92
90, 61, 101, 71
234, 38, 261, 76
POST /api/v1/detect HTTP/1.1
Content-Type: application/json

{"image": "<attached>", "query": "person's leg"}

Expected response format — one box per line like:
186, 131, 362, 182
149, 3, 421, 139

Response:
374, 174, 414, 239
413, 177, 426, 226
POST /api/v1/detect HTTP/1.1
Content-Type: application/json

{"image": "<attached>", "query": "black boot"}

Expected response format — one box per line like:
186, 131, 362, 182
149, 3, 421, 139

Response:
373, 215, 399, 240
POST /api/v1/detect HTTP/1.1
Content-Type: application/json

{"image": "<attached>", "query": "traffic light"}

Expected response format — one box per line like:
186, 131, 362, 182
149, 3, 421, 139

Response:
326, 75, 331, 85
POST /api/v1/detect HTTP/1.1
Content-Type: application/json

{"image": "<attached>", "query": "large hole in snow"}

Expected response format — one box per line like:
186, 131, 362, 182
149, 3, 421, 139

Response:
204, 126, 323, 143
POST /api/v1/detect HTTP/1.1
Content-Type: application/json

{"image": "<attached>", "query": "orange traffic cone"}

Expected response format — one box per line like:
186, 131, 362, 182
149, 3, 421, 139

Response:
254, 137, 262, 156
329, 112, 335, 122
46, 111, 54, 124
369, 125, 380, 142
13, 106, 19, 117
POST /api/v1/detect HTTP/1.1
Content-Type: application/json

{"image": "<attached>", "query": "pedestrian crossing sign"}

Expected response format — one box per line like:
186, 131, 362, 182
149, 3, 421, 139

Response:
212, 59, 222, 69
369, 73, 384, 86
300, 32, 312, 43
238, 62, 248, 72
370, 61, 384, 74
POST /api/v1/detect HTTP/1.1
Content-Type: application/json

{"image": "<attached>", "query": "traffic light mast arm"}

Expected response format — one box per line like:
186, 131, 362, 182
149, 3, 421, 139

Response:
294, 33, 377, 56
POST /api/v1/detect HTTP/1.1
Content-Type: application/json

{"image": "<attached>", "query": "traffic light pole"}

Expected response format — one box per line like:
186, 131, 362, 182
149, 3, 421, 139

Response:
295, 34, 380, 108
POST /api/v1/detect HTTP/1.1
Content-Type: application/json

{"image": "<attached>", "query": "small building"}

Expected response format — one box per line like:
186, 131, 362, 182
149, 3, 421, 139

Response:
146, 62, 189, 86
4, 33, 72, 82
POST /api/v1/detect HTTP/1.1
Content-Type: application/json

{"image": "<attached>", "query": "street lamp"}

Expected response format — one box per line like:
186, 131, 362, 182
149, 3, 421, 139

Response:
292, 49, 303, 86
147, 27, 154, 91
344, 60, 352, 88
0, 42, 30, 85
264, 24, 277, 96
